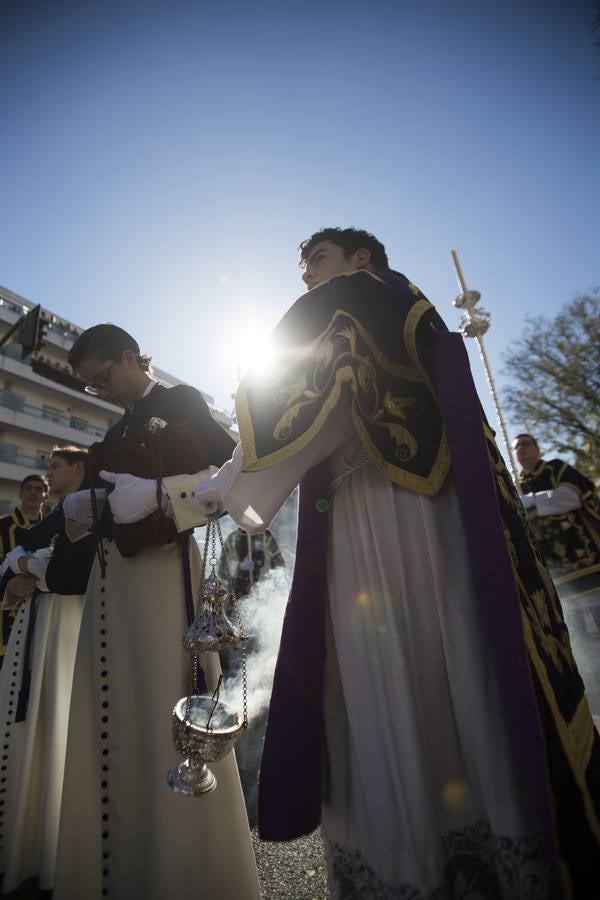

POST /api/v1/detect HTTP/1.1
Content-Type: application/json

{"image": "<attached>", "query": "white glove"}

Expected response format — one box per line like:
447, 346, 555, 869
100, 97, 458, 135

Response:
3, 545, 28, 575
26, 552, 51, 593
193, 477, 224, 518
239, 558, 254, 572
100, 471, 168, 525
63, 489, 107, 525
520, 493, 536, 510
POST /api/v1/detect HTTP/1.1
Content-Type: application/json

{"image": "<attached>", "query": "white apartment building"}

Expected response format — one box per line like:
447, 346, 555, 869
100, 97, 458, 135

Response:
0, 284, 234, 515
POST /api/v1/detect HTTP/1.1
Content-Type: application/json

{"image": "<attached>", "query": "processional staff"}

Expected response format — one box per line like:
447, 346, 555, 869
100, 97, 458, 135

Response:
450, 250, 519, 483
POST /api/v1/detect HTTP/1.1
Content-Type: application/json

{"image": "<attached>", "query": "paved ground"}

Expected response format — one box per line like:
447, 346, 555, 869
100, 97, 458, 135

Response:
252, 827, 329, 899
3, 832, 329, 899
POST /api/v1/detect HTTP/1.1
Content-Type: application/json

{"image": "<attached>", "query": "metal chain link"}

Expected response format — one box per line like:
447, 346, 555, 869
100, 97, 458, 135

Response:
196, 516, 248, 728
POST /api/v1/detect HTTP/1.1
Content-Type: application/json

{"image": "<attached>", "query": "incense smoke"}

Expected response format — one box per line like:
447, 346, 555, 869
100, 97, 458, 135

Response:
195, 493, 298, 821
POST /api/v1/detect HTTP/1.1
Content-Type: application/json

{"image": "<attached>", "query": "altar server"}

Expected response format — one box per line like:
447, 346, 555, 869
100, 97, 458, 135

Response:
54, 325, 259, 900
0, 446, 95, 894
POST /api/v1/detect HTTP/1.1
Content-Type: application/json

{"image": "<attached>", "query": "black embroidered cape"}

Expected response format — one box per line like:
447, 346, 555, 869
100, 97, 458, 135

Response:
237, 269, 450, 496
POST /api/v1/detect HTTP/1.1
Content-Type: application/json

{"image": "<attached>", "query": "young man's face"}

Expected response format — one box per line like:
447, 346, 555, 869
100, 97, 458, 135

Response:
46, 456, 83, 498
20, 479, 48, 516
76, 352, 142, 405
301, 240, 371, 291
513, 436, 540, 472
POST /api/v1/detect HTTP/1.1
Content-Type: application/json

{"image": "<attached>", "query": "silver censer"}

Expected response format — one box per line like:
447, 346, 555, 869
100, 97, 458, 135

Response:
168, 516, 248, 796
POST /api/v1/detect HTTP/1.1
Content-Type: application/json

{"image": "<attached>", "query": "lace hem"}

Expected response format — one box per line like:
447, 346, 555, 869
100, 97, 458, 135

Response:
327, 820, 549, 899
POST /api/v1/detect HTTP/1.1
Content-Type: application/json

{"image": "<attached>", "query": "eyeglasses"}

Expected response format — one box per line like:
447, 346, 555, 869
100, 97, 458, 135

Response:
84, 361, 117, 396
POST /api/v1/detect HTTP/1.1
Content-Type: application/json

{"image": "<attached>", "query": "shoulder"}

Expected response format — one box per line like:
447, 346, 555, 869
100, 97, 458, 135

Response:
166, 384, 209, 405
153, 383, 210, 413
551, 458, 594, 489
549, 458, 577, 478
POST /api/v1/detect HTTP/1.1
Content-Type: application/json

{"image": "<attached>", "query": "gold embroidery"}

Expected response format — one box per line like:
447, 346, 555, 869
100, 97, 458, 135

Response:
238, 306, 451, 496
486, 424, 600, 846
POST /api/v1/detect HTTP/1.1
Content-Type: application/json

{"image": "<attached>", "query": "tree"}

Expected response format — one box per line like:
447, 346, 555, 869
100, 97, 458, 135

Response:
502, 288, 600, 481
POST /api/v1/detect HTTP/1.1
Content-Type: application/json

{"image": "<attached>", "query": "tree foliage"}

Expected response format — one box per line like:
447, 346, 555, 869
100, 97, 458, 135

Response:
502, 288, 600, 481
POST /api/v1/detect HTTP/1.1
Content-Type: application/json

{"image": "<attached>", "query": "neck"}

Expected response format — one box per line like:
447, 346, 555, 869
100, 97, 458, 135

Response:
131, 373, 153, 402
20, 505, 39, 519
58, 476, 85, 500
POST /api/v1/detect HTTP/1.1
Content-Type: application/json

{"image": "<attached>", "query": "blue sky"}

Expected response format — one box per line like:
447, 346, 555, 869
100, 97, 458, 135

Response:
1, 0, 598, 457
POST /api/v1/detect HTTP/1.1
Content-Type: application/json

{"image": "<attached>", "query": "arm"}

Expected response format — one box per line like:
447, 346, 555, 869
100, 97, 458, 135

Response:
1, 575, 38, 611
521, 484, 582, 516
190, 386, 355, 533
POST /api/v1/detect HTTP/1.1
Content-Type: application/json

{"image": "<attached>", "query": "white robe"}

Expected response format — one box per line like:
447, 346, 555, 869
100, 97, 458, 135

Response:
53, 537, 260, 900
180, 396, 549, 897
0, 590, 83, 893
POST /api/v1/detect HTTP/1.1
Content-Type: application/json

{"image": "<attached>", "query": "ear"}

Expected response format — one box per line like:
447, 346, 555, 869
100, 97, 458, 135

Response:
351, 248, 372, 270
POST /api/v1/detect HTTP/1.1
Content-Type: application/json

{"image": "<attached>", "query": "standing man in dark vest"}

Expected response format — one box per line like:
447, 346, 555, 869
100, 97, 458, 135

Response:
515, 432, 600, 599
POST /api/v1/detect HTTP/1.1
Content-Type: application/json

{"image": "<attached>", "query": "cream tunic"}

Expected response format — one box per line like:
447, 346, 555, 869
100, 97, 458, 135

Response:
0, 591, 83, 893
53, 538, 260, 900
181, 395, 548, 896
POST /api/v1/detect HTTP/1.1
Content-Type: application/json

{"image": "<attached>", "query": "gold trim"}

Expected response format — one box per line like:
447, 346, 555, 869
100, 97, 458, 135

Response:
347, 314, 427, 382
561, 585, 600, 602
516, 572, 600, 845
554, 562, 600, 586
235, 377, 257, 468
240, 364, 351, 471
404, 299, 435, 372
350, 408, 450, 496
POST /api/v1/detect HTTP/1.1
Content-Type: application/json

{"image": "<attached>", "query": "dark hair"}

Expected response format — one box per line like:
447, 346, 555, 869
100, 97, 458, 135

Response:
20, 473, 49, 492
299, 227, 389, 269
514, 433, 539, 448
68, 324, 152, 372
51, 445, 89, 465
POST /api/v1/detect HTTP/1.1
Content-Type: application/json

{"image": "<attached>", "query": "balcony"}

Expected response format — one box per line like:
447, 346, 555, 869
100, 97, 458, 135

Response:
0, 441, 47, 484
0, 441, 47, 469
0, 352, 122, 419
0, 389, 105, 445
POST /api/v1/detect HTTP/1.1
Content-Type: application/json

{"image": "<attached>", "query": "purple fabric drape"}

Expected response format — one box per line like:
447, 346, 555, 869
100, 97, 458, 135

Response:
429, 331, 561, 887
258, 459, 330, 840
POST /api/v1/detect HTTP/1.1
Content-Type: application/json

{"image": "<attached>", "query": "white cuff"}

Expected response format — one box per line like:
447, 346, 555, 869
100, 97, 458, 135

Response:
163, 467, 219, 532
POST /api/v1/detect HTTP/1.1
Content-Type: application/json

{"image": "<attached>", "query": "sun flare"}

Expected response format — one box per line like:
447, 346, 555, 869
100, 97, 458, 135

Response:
232, 326, 276, 382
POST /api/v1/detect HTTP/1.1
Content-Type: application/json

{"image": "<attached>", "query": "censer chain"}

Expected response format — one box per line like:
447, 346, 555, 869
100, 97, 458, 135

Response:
199, 516, 249, 729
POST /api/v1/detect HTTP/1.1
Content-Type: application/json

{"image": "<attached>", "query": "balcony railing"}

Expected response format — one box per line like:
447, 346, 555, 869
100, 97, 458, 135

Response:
0, 442, 47, 470
0, 389, 105, 439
